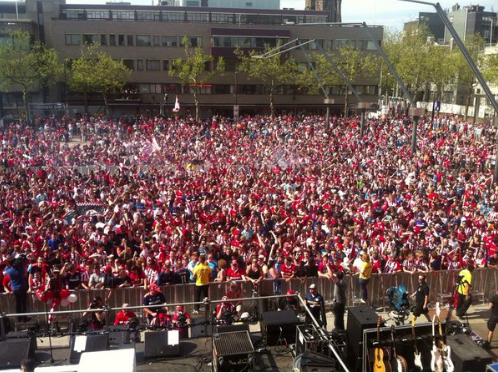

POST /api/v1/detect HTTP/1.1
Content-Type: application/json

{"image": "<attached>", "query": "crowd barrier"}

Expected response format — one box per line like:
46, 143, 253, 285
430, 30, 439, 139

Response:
2, 267, 495, 326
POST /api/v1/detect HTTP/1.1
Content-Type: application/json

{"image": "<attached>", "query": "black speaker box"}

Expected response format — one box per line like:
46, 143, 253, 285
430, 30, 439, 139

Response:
215, 323, 249, 334
190, 318, 214, 338
346, 306, 378, 359
0, 338, 35, 369
261, 310, 300, 346
447, 334, 493, 372
69, 334, 109, 364
144, 330, 180, 359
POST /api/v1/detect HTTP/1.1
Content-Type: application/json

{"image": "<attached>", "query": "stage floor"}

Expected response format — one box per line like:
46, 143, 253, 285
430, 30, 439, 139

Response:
20, 303, 498, 372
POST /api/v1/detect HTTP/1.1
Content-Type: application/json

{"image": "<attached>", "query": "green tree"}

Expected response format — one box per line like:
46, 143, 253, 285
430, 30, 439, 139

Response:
68, 43, 131, 115
483, 53, 498, 85
169, 36, 225, 122
235, 44, 310, 118
314, 45, 377, 116
0, 31, 63, 121
452, 34, 486, 120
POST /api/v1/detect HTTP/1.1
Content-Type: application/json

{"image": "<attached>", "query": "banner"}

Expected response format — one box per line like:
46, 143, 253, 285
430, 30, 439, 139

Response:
29, 103, 65, 111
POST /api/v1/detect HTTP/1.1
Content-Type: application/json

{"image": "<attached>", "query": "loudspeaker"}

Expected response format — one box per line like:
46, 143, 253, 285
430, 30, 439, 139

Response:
69, 334, 109, 364
346, 306, 378, 359
215, 323, 249, 334
261, 310, 300, 346
190, 319, 213, 338
447, 334, 493, 372
0, 338, 34, 369
144, 330, 180, 359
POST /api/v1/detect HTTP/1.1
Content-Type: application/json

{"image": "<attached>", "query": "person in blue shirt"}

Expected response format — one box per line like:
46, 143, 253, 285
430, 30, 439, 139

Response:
6, 256, 30, 322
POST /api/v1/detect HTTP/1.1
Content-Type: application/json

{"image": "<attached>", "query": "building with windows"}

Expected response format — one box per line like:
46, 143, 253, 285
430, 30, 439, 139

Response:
305, 0, 341, 23
176, 0, 280, 10
0, 0, 382, 119
403, 5, 497, 46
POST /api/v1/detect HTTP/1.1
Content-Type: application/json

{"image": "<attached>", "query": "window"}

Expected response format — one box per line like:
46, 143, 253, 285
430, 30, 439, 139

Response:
333, 39, 356, 50
162, 12, 184, 22
122, 59, 135, 70
360, 40, 377, 50
310, 39, 323, 50
186, 0, 200, 5
153, 36, 160, 47
83, 34, 99, 45
146, 60, 161, 71
162, 60, 169, 71
137, 60, 144, 71
100, 34, 107, 46
65, 34, 81, 45
180, 36, 202, 47
118, 35, 125, 46
136, 11, 160, 21
186, 13, 209, 22
110, 34, 116, 46
136, 35, 152, 46
211, 13, 233, 23
162, 36, 177, 47
246, 2, 253, 6
65, 10, 85, 20
86, 10, 109, 19
127, 35, 134, 46
112, 11, 135, 20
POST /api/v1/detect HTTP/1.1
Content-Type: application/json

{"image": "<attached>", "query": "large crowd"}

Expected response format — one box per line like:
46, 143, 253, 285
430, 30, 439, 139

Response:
0, 111, 497, 315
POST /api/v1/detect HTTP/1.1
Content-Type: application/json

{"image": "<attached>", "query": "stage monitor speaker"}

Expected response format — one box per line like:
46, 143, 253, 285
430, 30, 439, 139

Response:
190, 319, 214, 338
215, 323, 249, 334
69, 334, 109, 364
447, 334, 493, 372
144, 330, 180, 359
261, 310, 300, 346
0, 338, 34, 369
346, 306, 378, 360
292, 350, 336, 372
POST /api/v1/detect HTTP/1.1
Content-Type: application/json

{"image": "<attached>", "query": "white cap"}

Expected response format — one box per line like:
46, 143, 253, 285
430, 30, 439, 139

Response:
309, 284, 317, 289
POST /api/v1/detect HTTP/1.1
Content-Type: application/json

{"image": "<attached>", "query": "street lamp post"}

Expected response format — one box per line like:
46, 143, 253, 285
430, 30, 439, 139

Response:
410, 108, 425, 154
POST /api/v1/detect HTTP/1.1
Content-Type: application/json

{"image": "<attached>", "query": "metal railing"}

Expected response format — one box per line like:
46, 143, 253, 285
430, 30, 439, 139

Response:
2, 267, 495, 327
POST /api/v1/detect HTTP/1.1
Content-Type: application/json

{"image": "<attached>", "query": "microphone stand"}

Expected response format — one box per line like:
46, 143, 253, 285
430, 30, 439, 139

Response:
43, 301, 55, 365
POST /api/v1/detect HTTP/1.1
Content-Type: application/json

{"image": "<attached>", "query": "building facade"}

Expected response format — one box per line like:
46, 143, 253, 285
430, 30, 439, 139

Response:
0, 0, 382, 119
305, 0, 341, 23
177, 0, 281, 10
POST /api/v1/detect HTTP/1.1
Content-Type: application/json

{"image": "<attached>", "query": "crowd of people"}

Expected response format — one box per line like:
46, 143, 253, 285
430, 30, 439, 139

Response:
0, 111, 496, 329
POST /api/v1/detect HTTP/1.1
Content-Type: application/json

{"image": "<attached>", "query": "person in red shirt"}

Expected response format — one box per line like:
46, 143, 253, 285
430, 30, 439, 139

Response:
281, 256, 296, 283
226, 260, 246, 282
172, 305, 191, 339
114, 303, 138, 325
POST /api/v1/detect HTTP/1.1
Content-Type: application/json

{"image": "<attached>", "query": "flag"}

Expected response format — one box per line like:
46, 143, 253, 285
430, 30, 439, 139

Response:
173, 95, 180, 112
152, 137, 161, 153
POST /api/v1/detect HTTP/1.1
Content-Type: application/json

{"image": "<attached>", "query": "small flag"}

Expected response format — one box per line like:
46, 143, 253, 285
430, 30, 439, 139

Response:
173, 95, 180, 112
152, 137, 160, 153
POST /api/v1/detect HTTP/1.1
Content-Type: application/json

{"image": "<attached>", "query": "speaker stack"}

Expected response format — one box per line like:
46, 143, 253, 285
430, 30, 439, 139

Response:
447, 334, 493, 372
0, 336, 35, 369
346, 306, 378, 369
260, 310, 301, 346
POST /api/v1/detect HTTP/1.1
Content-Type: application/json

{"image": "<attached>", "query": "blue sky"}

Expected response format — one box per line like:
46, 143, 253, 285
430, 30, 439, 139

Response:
6, 0, 496, 31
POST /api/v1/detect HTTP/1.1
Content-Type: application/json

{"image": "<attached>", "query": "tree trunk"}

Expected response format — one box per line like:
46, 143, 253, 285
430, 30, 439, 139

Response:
103, 92, 108, 116
84, 90, 89, 116
194, 91, 199, 123
343, 88, 349, 117
269, 85, 274, 119
22, 89, 29, 125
